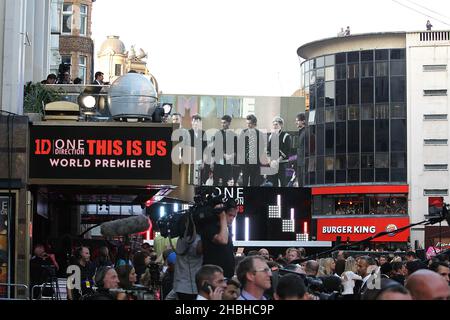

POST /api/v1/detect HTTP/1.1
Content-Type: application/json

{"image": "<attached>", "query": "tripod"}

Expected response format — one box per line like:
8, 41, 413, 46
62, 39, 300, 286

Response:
39, 267, 61, 300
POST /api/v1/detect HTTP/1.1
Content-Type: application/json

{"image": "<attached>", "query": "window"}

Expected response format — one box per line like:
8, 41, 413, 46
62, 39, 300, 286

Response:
325, 67, 335, 81
336, 122, 346, 153
361, 121, 374, 152
361, 50, 374, 61
336, 80, 346, 106
336, 65, 346, 80
375, 49, 389, 61
325, 82, 335, 106
348, 121, 359, 153
424, 89, 447, 96
390, 61, 406, 76
375, 62, 388, 77
325, 55, 335, 66
361, 104, 374, 120
390, 49, 405, 60
348, 105, 359, 120
375, 153, 389, 168
78, 56, 86, 84
336, 53, 346, 64
424, 114, 447, 120
361, 63, 374, 78
361, 78, 374, 103
115, 64, 122, 76
62, 4, 72, 34
347, 79, 359, 104
336, 105, 347, 122
316, 56, 325, 68
391, 104, 406, 119
423, 65, 447, 72
424, 139, 448, 145
375, 77, 389, 102
424, 164, 448, 171
375, 120, 389, 152
325, 123, 334, 154
375, 104, 389, 119
80, 5, 88, 36
390, 77, 406, 102
348, 52, 359, 63
347, 64, 359, 79
424, 189, 448, 196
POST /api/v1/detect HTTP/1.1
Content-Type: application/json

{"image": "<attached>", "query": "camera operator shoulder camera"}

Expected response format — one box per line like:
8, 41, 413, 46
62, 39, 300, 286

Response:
157, 189, 238, 279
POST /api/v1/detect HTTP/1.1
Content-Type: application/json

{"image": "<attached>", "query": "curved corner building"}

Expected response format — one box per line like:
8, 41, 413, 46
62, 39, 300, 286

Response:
297, 31, 450, 249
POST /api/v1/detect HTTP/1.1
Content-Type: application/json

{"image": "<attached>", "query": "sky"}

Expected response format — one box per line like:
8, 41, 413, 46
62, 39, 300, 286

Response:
91, 0, 450, 97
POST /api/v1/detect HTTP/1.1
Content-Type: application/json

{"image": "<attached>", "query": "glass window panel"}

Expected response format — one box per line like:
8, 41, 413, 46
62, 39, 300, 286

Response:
361, 104, 374, 120
336, 105, 347, 122
348, 169, 360, 183
361, 50, 374, 61
348, 154, 360, 169
308, 156, 316, 172
347, 64, 359, 79
316, 68, 325, 83
391, 169, 406, 182
375, 120, 389, 152
63, 4, 72, 11
390, 77, 406, 102
309, 71, 316, 85
361, 78, 374, 103
361, 62, 374, 78
316, 56, 325, 68
336, 65, 346, 80
348, 121, 360, 153
375, 77, 389, 102
317, 124, 324, 156
336, 170, 346, 183
310, 59, 315, 70
391, 61, 406, 76
325, 157, 334, 170
310, 87, 316, 109
325, 171, 335, 184
391, 119, 406, 151
325, 67, 335, 81
304, 61, 310, 72
348, 79, 359, 104
336, 53, 346, 64
316, 156, 325, 184
304, 72, 310, 87
391, 103, 406, 119
391, 152, 406, 168
375, 49, 389, 61
325, 55, 335, 66
361, 153, 374, 168
63, 15, 72, 33
375, 153, 389, 168
336, 122, 346, 153
390, 49, 406, 60
336, 80, 346, 106
305, 127, 310, 157
361, 120, 374, 152
362, 169, 374, 182
325, 123, 334, 154
325, 82, 335, 107
309, 126, 316, 154
317, 105, 325, 123
375, 104, 389, 119
336, 154, 346, 170
348, 51, 360, 63
348, 105, 359, 120
310, 172, 316, 185
325, 109, 334, 123
376, 169, 389, 182
376, 62, 388, 77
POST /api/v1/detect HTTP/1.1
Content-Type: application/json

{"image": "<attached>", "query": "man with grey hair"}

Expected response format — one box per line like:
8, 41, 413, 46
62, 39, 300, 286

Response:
236, 256, 272, 300
267, 116, 291, 187
304, 260, 319, 277
405, 269, 449, 300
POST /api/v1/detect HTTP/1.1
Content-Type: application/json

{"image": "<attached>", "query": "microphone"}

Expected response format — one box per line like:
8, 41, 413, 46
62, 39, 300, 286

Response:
100, 215, 150, 237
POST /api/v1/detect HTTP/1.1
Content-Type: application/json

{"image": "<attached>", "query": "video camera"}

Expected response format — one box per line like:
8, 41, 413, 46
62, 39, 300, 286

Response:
157, 188, 237, 239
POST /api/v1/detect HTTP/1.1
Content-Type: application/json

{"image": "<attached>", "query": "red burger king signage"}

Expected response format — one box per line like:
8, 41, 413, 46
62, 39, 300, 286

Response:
316, 217, 410, 242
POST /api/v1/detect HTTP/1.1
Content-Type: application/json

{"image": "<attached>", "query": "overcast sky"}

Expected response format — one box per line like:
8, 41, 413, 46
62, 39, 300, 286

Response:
91, 0, 450, 96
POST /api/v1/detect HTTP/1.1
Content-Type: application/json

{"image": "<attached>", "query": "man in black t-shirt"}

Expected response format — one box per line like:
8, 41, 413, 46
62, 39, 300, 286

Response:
200, 202, 238, 279
67, 246, 96, 300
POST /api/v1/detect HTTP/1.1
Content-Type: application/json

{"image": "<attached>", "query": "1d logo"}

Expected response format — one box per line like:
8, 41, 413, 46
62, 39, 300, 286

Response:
66, 265, 81, 291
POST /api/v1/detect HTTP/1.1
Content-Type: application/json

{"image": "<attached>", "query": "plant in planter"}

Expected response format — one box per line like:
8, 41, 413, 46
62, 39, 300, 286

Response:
23, 82, 64, 115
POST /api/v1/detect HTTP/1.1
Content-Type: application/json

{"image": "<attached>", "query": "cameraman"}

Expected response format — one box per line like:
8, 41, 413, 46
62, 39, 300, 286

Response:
30, 244, 56, 299
200, 199, 238, 279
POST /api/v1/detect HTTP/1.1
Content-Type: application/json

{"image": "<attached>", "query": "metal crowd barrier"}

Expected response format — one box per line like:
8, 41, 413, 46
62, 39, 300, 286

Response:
0, 283, 30, 300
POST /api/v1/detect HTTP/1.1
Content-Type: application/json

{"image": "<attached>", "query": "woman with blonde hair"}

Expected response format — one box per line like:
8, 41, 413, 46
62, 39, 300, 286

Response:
344, 256, 358, 273
322, 257, 337, 276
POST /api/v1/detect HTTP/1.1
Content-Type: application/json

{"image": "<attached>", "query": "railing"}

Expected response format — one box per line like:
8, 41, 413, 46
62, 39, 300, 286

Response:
0, 283, 30, 300
419, 31, 450, 42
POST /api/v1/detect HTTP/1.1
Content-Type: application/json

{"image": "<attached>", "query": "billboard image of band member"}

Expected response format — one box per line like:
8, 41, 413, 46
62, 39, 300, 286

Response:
267, 116, 292, 187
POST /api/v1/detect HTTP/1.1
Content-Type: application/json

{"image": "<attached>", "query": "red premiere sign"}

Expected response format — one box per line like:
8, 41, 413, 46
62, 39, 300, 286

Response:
316, 217, 410, 242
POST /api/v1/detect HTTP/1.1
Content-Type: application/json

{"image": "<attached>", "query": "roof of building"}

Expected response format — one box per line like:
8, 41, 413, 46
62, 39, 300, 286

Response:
99, 35, 126, 55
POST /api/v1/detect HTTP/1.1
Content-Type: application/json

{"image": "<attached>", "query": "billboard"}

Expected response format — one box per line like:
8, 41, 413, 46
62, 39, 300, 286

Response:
316, 217, 410, 242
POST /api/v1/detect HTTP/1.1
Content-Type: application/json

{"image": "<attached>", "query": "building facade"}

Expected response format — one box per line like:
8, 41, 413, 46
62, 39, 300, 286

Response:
59, 0, 95, 84
298, 31, 450, 248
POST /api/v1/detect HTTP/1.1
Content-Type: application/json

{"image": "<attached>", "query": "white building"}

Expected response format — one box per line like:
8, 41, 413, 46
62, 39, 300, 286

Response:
0, 0, 58, 114
407, 31, 450, 248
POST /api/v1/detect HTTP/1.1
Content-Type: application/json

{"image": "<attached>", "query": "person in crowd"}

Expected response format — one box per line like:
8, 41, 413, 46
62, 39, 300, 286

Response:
161, 251, 176, 300
30, 244, 57, 299
41, 73, 57, 84
115, 244, 133, 268
188, 114, 208, 184
390, 261, 407, 285
83, 266, 119, 300
200, 199, 238, 279
132, 250, 150, 284
321, 257, 337, 276
222, 277, 241, 300
92, 71, 107, 85
212, 115, 237, 186
239, 114, 265, 186
267, 116, 291, 187
405, 269, 449, 300
285, 248, 301, 264
58, 71, 72, 84
335, 258, 346, 276
356, 256, 378, 293
172, 220, 203, 300
258, 248, 271, 261
171, 112, 182, 126
304, 260, 319, 277
95, 246, 113, 269
429, 261, 450, 284
295, 113, 306, 187
378, 255, 388, 266
67, 246, 96, 300
195, 264, 227, 300
426, 20, 433, 31
116, 265, 138, 300
362, 278, 412, 300
405, 251, 417, 262
274, 273, 311, 300
237, 256, 272, 300
73, 77, 82, 84
405, 260, 427, 277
